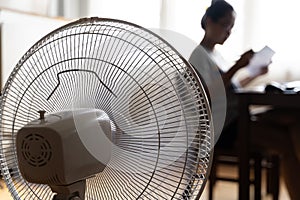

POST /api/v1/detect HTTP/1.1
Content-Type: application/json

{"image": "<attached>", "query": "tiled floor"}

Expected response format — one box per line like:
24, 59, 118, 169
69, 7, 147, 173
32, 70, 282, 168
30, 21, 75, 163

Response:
0, 165, 290, 200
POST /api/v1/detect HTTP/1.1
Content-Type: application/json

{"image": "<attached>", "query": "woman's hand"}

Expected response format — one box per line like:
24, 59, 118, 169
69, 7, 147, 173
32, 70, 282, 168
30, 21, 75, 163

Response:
223, 49, 254, 87
256, 66, 269, 76
235, 49, 254, 69
239, 65, 269, 87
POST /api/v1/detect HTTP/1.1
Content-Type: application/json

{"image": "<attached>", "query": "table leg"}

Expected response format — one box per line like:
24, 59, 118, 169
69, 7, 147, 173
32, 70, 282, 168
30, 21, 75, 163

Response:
238, 95, 250, 200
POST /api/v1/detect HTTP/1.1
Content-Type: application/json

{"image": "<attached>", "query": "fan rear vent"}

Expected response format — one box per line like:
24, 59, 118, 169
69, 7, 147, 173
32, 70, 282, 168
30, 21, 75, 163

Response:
21, 133, 52, 167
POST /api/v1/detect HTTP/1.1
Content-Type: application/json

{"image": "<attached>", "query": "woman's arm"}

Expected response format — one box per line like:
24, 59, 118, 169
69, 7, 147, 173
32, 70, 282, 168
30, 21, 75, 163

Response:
239, 66, 268, 87
222, 49, 254, 87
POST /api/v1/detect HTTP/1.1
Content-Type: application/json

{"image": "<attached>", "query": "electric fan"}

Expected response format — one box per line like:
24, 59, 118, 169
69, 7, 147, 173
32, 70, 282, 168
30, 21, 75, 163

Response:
0, 17, 213, 200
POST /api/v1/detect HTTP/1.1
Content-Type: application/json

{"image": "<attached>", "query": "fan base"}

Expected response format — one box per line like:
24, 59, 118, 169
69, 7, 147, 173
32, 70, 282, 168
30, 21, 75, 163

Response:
51, 180, 86, 200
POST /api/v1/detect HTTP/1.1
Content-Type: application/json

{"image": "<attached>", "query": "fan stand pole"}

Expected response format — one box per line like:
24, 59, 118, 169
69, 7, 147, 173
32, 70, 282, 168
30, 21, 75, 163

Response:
51, 180, 86, 200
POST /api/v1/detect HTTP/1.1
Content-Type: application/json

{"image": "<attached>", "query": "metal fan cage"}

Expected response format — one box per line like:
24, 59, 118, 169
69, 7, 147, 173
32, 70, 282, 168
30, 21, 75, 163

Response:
0, 18, 213, 200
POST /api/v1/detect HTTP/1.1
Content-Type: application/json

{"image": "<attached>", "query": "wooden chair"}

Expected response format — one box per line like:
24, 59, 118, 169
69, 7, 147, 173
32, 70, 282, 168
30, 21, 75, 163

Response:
208, 145, 280, 200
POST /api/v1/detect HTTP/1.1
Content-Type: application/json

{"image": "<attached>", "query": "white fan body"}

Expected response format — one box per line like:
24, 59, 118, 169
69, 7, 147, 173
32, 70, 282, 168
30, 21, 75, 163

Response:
0, 18, 213, 200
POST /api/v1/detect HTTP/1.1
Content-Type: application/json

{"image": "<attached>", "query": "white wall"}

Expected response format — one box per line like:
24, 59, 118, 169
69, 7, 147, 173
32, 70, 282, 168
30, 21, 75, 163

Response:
0, 0, 49, 15
88, 0, 161, 28
0, 10, 69, 87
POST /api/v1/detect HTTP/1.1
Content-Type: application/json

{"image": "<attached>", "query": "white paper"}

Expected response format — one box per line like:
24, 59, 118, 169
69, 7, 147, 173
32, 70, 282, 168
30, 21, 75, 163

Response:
247, 46, 275, 77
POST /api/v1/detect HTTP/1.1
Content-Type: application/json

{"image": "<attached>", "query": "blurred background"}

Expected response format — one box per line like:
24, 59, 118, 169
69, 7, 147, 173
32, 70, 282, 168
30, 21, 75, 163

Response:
1, 0, 300, 89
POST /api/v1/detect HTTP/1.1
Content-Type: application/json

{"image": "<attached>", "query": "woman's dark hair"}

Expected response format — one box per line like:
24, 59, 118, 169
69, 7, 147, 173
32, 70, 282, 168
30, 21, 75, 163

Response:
201, 0, 234, 30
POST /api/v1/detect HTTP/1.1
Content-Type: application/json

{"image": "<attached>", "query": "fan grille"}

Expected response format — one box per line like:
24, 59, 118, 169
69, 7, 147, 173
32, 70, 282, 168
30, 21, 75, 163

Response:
0, 18, 212, 200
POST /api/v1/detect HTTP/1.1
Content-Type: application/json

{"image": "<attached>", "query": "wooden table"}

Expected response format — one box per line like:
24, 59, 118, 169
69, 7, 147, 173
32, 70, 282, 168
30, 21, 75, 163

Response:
236, 91, 300, 200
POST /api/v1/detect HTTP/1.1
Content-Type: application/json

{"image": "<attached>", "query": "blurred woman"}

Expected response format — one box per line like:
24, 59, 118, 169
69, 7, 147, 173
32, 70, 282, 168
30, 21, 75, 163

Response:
189, 1, 300, 199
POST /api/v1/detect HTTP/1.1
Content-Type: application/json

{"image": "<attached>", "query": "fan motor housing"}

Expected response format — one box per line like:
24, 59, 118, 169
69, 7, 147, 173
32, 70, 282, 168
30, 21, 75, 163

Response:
16, 109, 112, 186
